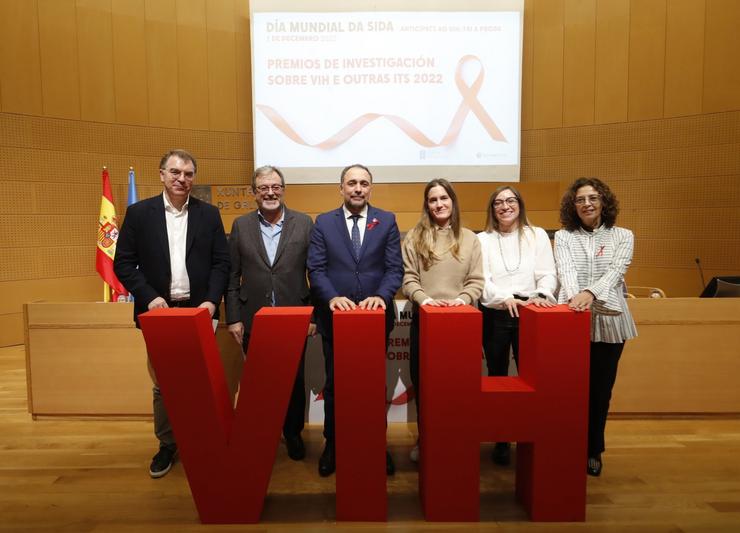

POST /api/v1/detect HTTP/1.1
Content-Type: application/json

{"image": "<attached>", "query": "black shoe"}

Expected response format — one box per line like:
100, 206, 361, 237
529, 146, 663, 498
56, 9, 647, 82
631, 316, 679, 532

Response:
149, 444, 177, 479
318, 442, 335, 477
587, 455, 602, 477
386, 451, 395, 476
492, 442, 511, 466
285, 434, 306, 461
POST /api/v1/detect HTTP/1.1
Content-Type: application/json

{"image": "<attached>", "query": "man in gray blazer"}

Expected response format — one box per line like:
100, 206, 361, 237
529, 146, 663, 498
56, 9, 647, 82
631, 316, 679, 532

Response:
225, 165, 315, 460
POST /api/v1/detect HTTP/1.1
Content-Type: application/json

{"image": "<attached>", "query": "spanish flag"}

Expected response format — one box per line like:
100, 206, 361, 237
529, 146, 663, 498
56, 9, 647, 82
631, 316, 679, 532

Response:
96, 167, 128, 302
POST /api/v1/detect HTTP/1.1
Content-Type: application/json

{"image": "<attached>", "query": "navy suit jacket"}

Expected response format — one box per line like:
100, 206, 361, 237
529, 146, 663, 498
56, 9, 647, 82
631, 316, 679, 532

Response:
114, 194, 230, 326
307, 205, 403, 337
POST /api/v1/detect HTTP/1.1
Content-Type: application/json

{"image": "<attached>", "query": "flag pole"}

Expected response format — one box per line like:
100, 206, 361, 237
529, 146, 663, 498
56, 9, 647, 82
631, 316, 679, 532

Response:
103, 281, 110, 303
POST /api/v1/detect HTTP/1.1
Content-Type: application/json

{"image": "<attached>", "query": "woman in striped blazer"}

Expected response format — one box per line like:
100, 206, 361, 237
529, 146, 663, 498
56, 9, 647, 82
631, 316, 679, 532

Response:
554, 177, 637, 477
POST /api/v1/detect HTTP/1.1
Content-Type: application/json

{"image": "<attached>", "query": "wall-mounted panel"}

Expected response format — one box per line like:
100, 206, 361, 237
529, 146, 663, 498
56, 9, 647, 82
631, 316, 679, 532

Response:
627, 0, 666, 121
703, 0, 740, 113
176, 0, 209, 130
664, 0, 705, 117
563, 0, 596, 127
235, 0, 252, 133
532, 0, 564, 129
111, 0, 149, 125
77, 0, 116, 123
594, 0, 630, 124
521, 0, 535, 130
207, 0, 238, 131
144, 0, 179, 127
0, 0, 43, 115
37, 0, 81, 119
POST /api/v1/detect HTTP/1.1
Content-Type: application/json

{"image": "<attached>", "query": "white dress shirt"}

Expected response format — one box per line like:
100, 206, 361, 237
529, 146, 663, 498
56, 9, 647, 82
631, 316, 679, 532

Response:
163, 192, 190, 301
342, 204, 369, 245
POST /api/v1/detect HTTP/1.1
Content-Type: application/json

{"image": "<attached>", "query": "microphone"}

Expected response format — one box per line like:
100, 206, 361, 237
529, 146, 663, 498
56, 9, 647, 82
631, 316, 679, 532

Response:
695, 257, 706, 289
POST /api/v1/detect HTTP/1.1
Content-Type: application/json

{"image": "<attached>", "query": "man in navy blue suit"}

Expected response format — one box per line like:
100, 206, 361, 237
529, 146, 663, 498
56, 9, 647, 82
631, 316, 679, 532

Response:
307, 164, 403, 477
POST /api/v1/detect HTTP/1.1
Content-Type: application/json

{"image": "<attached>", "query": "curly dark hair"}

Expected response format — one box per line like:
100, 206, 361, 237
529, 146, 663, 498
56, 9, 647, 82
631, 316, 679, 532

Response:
559, 177, 620, 231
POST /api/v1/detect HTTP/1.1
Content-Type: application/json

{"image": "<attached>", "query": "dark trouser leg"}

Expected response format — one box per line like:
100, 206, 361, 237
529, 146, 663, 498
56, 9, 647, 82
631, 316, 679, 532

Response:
409, 310, 420, 420
588, 341, 624, 457
283, 351, 307, 438
243, 333, 307, 439
152, 385, 175, 447
481, 307, 518, 377
322, 335, 335, 442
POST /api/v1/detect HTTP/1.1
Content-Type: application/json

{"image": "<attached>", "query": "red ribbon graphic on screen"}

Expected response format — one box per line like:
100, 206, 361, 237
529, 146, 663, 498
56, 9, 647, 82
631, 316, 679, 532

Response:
256, 55, 508, 150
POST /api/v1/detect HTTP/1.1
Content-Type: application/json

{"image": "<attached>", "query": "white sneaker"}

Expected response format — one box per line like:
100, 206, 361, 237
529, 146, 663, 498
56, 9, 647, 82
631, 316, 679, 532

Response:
410, 444, 419, 463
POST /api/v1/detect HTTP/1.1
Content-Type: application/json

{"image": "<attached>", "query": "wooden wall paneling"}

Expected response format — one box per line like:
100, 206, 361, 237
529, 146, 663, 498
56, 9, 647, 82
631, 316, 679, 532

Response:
111, 0, 149, 125
234, 0, 252, 133
0, 277, 101, 316
520, 0, 535, 130
610, 174, 740, 210
206, 0, 238, 131
523, 150, 640, 182
175, 0, 209, 130
0, 113, 34, 151
594, 0, 630, 124
0, 246, 95, 283
76, 0, 116, 123
0, 214, 94, 249
563, 0, 596, 126
531, 0, 564, 129
144, 0, 179, 128
638, 143, 740, 180
633, 237, 740, 271
627, 0, 667, 121
0, 0, 43, 115
620, 207, 740, 242
37, 0, 81, 119
195, 158, 248, 183
663, 0, 705, 117
702, 0, 740, 113
0, 179, 35, 215
627, 266, 739, 297
0, 145, 136, 191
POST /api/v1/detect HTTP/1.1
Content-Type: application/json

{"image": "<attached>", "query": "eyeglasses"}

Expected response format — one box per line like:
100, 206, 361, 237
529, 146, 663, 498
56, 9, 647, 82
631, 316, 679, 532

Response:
255, 184, 284, 194
574, 194, 601, 205
493, 197, 519, 208
163, 168, 195, 180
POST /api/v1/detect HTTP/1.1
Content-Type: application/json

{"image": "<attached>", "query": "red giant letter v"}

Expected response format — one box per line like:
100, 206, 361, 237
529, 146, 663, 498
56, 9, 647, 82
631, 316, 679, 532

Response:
139, 307, 312, 524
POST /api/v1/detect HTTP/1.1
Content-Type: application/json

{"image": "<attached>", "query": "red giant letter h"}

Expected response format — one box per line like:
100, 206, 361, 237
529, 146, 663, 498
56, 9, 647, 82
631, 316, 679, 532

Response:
419, 305, 590, 521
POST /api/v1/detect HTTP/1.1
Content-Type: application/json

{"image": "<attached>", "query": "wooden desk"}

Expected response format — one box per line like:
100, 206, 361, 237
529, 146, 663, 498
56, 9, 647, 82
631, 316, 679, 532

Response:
24, 302, 242, 416
612, 298, 740, 414
24, 299, 740, 417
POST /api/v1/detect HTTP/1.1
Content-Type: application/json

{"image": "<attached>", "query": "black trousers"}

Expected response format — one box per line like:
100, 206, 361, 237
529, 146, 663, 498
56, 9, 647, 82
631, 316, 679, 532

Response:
244, 333, 306, 439
321, 330, 391, 442
481, 306, 520, 377
588, 341, 624, 457
409, 311, 420, 419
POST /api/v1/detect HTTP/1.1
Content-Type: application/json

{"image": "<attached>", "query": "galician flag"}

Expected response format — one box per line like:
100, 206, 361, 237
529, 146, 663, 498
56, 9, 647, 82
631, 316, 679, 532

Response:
96, 167, 128, 301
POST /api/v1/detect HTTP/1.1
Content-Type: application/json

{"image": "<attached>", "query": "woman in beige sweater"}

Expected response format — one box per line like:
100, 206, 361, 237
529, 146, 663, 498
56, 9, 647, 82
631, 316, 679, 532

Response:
402, 178, 484, 462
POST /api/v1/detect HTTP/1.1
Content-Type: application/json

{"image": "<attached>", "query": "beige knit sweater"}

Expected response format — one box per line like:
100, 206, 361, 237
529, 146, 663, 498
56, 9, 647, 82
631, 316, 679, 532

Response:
402, 226, 484, 305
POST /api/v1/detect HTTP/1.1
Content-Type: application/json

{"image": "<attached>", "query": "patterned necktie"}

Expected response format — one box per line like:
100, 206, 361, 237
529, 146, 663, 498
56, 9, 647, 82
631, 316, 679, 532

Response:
350, 214, 361, 259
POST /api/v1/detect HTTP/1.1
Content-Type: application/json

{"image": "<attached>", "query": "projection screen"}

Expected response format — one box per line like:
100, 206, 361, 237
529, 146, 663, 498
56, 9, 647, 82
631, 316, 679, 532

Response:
250, 0, 524, 183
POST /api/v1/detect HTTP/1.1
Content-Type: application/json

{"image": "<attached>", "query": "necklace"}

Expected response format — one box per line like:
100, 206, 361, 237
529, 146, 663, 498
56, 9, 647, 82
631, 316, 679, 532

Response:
497, 231, 521, 273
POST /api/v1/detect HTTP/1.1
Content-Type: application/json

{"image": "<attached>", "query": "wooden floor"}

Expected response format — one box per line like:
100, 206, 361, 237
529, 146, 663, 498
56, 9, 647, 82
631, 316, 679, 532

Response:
2, 345, 740, 532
